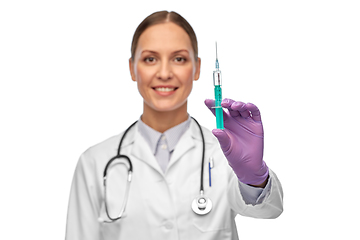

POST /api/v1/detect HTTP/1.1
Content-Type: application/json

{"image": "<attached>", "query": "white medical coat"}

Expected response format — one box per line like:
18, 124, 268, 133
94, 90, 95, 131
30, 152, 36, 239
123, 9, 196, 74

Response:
66, 119, 283, 240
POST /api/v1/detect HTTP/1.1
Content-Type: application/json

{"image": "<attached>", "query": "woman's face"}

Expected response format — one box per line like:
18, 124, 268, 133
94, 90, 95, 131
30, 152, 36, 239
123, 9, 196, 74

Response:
129, 22, 201, 113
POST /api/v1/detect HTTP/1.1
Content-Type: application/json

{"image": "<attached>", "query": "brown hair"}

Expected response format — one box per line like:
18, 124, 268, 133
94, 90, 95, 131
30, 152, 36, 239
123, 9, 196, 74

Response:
130, 11, 198, 61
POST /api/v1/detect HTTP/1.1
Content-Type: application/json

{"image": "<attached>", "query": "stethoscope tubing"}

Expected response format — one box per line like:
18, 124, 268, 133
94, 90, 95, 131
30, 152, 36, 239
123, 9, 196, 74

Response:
103, 120, 137, 178
101, 121, 137, 223
190, 117, 205, 193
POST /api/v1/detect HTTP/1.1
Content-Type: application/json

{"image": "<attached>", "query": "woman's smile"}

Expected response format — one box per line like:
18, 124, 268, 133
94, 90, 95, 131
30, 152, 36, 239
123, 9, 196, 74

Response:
152, 85, 179, 96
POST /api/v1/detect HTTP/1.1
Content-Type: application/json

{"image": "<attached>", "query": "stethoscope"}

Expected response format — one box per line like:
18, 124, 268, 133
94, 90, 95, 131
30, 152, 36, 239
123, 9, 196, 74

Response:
99, 117, 212, 223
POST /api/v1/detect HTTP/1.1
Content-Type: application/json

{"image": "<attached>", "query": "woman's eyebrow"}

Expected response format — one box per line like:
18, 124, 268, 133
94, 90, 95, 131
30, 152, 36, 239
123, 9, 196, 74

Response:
141, 49, 189, 55
173, 49, 189, 54
141, 50, 158, 55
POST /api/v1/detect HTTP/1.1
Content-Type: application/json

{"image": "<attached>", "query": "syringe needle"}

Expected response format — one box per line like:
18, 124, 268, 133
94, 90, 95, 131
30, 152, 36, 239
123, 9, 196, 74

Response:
216, 42, 218, 60
215, 42, 219, 69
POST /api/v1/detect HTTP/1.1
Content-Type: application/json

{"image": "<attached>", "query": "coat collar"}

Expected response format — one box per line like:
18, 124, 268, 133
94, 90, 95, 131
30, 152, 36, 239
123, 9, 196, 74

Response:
137, 116, 191, 155
122, 118, 211, 176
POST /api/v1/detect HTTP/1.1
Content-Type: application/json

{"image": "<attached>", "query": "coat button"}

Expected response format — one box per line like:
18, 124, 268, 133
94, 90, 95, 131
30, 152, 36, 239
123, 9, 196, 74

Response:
164, 221, 173, 229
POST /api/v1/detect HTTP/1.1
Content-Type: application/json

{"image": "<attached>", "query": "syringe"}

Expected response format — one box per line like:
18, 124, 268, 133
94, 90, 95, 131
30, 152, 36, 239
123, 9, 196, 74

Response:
213, 42, 224, 129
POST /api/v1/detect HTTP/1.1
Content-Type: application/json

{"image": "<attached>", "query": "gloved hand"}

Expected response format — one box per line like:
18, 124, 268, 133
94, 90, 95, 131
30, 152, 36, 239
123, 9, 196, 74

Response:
205, 98, 269, 186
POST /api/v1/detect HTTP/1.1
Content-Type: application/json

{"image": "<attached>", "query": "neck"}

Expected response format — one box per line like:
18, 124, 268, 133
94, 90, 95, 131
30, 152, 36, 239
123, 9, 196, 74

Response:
141, 102, 189, 133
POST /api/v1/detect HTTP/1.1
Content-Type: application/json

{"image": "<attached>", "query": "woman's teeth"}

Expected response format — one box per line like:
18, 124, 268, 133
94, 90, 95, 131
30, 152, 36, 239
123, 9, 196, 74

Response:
154, 87, 175, 92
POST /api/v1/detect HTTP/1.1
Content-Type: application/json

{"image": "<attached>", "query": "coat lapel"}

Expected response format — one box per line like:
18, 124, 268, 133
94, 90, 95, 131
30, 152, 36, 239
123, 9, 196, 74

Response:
167, 120, 197, 171
130, 124, 164, 175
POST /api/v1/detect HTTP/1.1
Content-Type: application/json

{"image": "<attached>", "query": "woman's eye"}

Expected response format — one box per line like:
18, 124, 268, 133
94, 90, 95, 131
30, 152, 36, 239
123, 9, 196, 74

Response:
144, 57, 156, 63
174, 57, 186, 63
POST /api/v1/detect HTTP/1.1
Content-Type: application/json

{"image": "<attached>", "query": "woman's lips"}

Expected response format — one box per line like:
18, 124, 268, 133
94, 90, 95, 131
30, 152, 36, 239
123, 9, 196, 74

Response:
152, 86, 178, 96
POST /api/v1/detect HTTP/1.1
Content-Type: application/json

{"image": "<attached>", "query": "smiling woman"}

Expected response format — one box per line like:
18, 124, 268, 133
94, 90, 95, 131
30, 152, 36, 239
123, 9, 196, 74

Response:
65, 10, 283, 240
129, 19, 201, 132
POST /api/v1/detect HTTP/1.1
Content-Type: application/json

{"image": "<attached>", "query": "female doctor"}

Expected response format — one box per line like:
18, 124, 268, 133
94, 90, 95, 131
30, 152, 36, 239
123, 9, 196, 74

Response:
66, 11, 283, 240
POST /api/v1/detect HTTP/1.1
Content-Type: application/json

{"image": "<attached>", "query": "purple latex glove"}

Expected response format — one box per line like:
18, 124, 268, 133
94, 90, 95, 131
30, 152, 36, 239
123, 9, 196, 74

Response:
205, 98, 269, 186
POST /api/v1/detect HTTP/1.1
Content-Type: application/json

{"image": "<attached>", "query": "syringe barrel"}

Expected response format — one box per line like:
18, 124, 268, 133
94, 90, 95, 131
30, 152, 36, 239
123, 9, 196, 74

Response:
214, 85, 224, 129
213, 69, 222, 86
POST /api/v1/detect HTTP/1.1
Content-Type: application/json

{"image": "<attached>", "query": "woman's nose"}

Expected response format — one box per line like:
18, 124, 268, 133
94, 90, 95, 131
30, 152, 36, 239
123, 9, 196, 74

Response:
156, 61, 173, 80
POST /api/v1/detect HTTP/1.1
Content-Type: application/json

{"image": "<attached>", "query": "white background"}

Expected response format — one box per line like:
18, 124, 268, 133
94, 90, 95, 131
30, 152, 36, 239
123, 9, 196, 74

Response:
1, 0, 359, 239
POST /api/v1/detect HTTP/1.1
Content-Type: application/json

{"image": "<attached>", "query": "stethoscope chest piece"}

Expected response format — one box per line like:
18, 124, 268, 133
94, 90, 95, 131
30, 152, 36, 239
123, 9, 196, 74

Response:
191, 194, 212, 215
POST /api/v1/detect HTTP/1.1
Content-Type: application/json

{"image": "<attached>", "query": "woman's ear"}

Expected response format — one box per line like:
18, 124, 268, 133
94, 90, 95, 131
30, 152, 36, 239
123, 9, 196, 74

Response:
129, 58, 136, 82
194, 57, 201, 81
